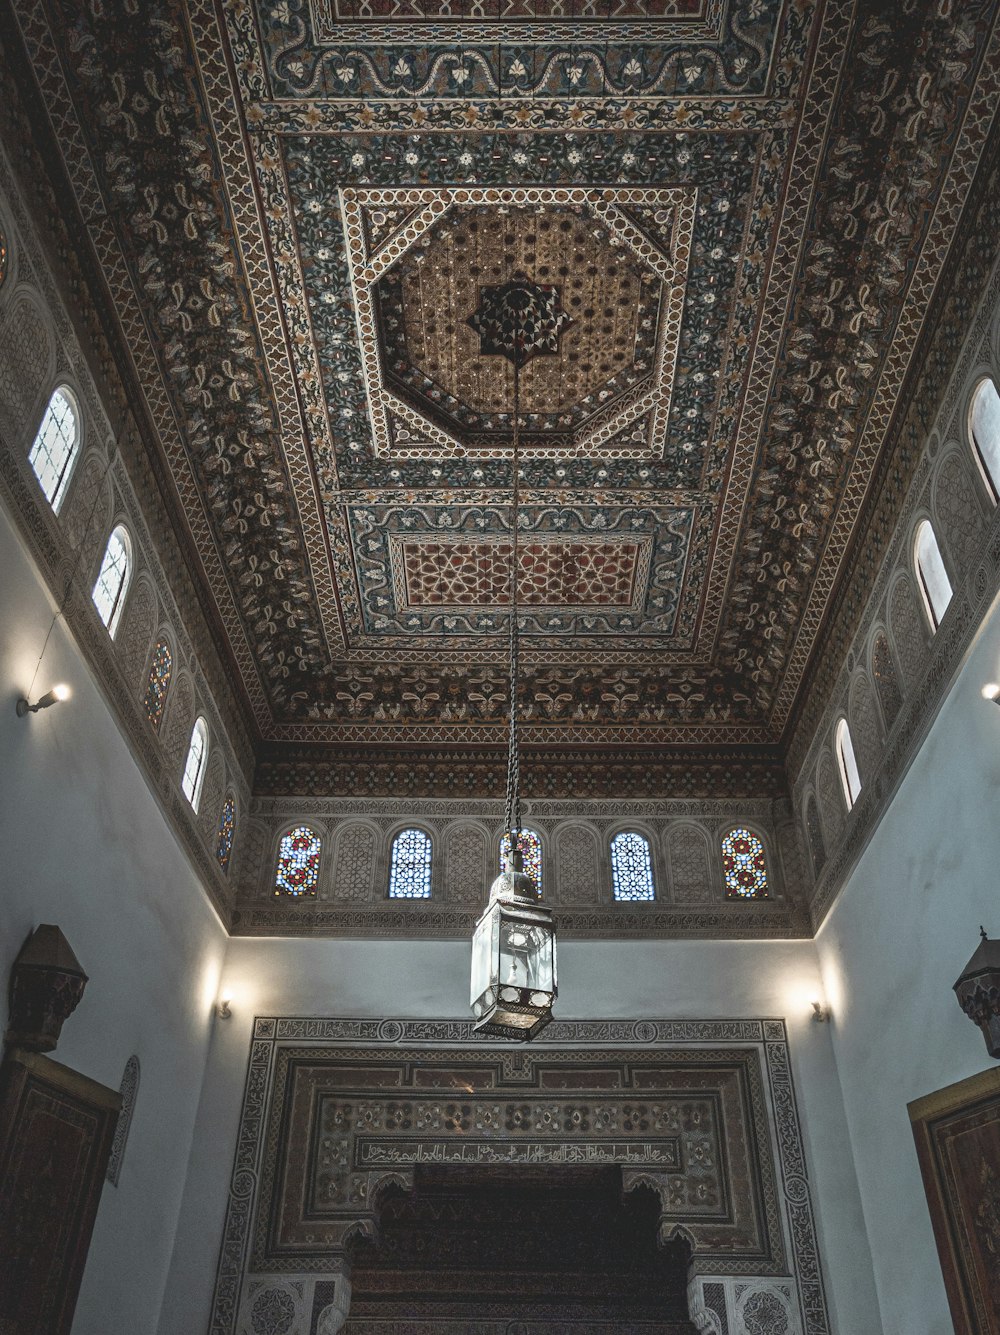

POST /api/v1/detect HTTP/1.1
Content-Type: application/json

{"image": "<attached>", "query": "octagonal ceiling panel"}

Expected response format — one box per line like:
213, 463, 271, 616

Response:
7, 0, 999, 756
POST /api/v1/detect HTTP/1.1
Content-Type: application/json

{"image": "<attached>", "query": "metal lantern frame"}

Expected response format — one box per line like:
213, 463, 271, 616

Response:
468, 274, 559, 1041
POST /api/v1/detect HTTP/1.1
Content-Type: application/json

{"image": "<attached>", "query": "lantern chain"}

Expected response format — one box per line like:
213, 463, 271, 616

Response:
503, 326, 523, 848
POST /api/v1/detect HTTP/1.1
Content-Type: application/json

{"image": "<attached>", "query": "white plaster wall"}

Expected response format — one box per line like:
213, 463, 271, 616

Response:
816, 588, 1000, 1335
0, 503, 228, 1335
161, 935, 880, 1335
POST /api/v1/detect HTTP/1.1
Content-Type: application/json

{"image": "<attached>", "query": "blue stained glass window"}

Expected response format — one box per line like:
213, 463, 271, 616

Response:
610, 831, 655, 901
499, 829, 542, 894
216, 794, 236, 875
722, 827, 769, 899
388, 828, 432, 898
275, 825, 321, 897
143, 639, 172, 731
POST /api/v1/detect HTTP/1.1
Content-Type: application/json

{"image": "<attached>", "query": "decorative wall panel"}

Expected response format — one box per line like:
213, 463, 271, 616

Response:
208, 1019, 828, 1335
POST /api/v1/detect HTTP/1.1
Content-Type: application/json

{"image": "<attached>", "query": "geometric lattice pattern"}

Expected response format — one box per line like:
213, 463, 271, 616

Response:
721, 827, 768, 899
500, 829, 542, 894
216, 794, 236, 875
274, 825, 322, 898
387, 827, 433, 898
402, 540, 641, 608
610, 831, 655, 901
142, 638, 172, 731
91, 525, 131, 636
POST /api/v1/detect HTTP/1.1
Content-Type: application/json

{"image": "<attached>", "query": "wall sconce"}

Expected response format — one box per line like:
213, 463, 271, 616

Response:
217, 994, 232, 1020
954, 928, 1000, 1058
982, 683, 1000, 704
16, 683, 71, 717
811, 999, 830, 1023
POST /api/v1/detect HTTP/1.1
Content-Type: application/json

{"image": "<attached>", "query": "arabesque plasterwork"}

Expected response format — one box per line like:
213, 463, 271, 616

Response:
5, 0, 997, 755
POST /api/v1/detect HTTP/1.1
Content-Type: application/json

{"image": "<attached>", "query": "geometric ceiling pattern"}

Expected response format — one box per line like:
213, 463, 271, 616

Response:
8, 0, 1000, 763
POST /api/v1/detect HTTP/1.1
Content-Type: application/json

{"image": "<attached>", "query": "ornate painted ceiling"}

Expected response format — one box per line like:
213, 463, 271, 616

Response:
6, 0, 1000, 762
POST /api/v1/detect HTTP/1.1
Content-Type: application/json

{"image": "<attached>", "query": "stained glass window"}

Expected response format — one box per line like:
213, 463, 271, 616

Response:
722, 827, 768, 899
181, 717, 209, 811
913, 519, 952, 631
835, 718, 861, 810
388, 827, 433, 899
970, 376, 1000, 501
275, 825, 321, 897
499, 829, 542, 894
92, 524, 132, 637
0, 228, 8, 292
610, 831, 655, 901
142, 638, 173, 731
216, 794, 236, 875
29, 386, 80, 512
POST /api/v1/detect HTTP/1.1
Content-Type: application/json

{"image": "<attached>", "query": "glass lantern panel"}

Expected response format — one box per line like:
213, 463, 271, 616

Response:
499, 918, 553, 993
470, 910, 497, 1006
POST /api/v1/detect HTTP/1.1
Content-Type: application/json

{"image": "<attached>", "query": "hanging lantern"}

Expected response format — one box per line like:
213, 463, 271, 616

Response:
954, 927, 1000, 1058
469, 267, 561, 1040
471, 844, 557, 1040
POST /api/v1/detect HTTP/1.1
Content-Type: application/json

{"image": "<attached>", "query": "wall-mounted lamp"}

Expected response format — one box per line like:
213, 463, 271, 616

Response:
217, 994, 232, 1020
811, 999, 830, 1023
982, 683, 1000, 704
954, 928, 1000, 1058
16, 683, 71, 717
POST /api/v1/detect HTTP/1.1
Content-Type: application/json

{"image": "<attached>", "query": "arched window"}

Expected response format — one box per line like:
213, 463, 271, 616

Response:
142, 638, 173, 731
388, 828, 433, 899
216, 794, 236, 875
610, 831, 655, 901
835, 718, 861, 810
0, 227, 8, 293
499, 829, 542, 894
969, 376, 1000, 501
92, 524, 132, 638
181, 716, 209, 811
913, 519, 952, 631
28, 386, 80, 512
721, 827, 769, 898
274, 825, 321, 897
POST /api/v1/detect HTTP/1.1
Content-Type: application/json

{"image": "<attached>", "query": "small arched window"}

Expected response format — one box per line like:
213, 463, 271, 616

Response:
721, 827, 769, 899
835, 718, 862, 810
610, 831, 655, 901
499, 829, 542, 894
216, 793, 236, 875
29, 386, 81, 512
92, 524, 132, 638
969, 376, 1000, 501
275, 825, 321, 897
181, 716, 209, 811
388, 828, 433, 899
0, 226, 8, 293
142, 638, 173, 731
913, 519, 952, 631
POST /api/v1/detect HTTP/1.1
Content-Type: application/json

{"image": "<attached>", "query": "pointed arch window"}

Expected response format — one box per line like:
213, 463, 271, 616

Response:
388, 828, 433, 899
721, 827, 769, 899
499, 829, 542, 894
181, 717, 209, 811
913, 519, 952, 631
142, 638, 173, 731
216, 794, 236, 875
92, 524, 132, 638
610, 831, 655, 901
275, 825, 321, 897
835, 718, 862, 811
970, 376, 1000, 501
29, 386, 81, 513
